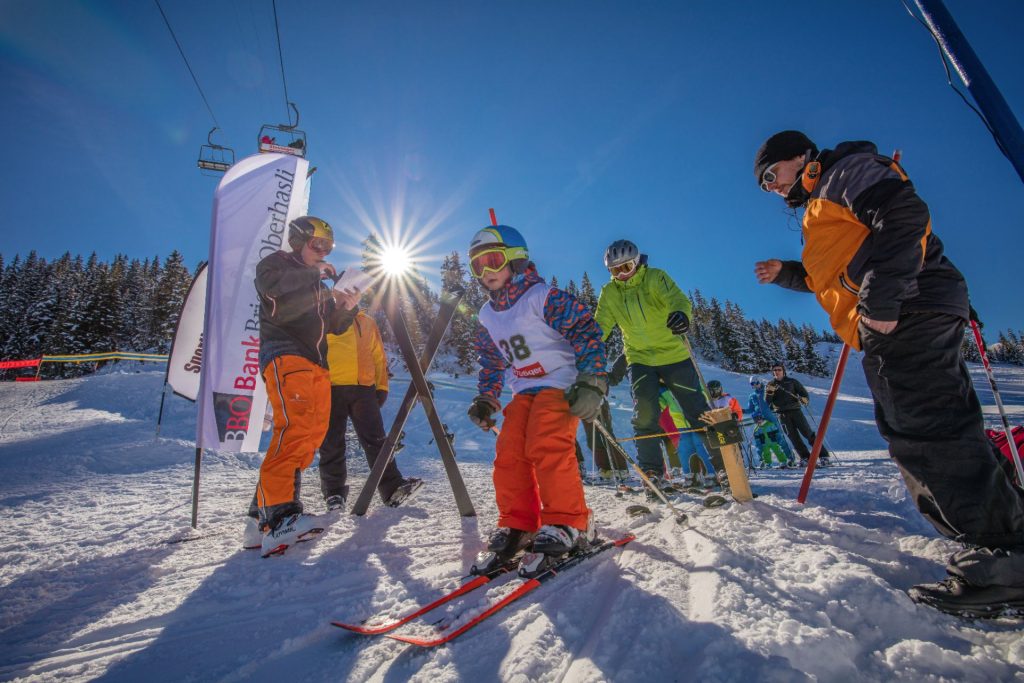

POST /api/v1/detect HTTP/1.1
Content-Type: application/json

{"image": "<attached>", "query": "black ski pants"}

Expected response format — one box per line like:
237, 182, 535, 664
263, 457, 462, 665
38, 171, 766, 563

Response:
319, 385, 404, 502
861, 312, 1024, 554
629, 358, 723, 474
776, 409, 828, 461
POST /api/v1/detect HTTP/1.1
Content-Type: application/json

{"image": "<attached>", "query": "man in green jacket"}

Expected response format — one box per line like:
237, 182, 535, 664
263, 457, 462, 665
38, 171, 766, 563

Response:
596, 240, 723, 481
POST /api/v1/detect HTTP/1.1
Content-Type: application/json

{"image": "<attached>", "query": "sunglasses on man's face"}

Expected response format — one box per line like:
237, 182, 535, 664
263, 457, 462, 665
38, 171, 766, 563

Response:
308, 237, 334, 255
760, 162, 781, 192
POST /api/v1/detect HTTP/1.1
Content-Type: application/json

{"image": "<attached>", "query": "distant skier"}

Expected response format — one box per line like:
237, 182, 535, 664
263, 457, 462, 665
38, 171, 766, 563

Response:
753, 129, 1024, 616
465, 225, 606, 562
747, 375, 794, 465
246, 216, 360, 557
752, 417, 789, 469
706, 380, 743, 420
658, 383, 716, 485
764, 362, 830, 467
595, 239, 726, 488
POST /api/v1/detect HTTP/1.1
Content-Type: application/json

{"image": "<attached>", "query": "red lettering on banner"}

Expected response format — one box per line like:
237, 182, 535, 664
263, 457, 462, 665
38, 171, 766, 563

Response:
235, 376, 256, 390
513, 362, 547, 378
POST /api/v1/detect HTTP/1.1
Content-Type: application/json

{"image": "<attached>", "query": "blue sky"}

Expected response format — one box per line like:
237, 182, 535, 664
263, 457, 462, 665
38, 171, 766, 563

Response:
1, 1, 1022, 334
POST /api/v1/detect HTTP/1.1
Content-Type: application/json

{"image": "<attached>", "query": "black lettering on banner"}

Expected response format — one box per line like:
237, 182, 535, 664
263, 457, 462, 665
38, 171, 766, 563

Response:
498, 334, 532, 364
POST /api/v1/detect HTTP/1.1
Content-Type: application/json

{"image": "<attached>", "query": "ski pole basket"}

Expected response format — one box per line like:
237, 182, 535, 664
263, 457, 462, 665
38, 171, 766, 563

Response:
197, 127, 235, 175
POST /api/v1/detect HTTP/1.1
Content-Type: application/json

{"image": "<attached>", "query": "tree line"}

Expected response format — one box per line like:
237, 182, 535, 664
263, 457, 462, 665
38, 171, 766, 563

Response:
2, 246, 1021, 380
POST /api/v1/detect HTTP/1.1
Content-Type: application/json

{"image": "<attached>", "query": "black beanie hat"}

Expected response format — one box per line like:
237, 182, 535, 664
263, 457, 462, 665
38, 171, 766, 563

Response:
753, 130, 818, 187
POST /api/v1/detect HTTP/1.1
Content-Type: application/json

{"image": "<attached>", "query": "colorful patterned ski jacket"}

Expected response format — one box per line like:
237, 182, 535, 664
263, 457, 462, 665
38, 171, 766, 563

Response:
595, 262, 693, 367
773, 141, 969, 350
474, 266, 606, 401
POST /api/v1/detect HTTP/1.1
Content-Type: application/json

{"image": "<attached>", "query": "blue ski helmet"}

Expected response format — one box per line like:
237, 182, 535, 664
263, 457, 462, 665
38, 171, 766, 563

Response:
749, 375, 764, 387
468, 225, 530, 275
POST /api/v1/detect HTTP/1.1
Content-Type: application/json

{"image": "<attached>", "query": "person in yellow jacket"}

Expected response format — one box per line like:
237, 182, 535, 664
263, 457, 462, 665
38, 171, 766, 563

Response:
320, 308, 422, 510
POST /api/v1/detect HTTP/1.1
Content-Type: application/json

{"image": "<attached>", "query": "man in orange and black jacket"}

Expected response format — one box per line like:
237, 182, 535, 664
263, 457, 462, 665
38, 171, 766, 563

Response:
753, 130, 1024, 617
319, 308, 421, 509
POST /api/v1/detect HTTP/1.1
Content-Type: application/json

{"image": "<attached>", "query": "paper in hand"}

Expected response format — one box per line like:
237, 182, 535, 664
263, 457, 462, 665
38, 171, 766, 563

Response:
333, 268, 372, 294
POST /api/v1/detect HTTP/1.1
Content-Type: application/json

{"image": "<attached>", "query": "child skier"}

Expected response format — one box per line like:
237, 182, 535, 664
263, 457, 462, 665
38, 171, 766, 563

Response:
707, 380, 743, 420
658, 384, 716, 485
753, 417, 789, 468
465, 225, 607, 563
747, 376, 794, 465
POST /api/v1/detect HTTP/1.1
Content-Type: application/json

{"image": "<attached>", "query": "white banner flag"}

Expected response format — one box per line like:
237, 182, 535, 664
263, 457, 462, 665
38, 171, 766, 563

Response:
166, 262, 208, 401
196, 153, 310, 452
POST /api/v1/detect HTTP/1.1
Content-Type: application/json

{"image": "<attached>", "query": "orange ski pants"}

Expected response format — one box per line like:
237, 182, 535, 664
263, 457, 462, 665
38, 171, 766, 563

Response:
257, 355, 331, 512
494, 389, 590, 532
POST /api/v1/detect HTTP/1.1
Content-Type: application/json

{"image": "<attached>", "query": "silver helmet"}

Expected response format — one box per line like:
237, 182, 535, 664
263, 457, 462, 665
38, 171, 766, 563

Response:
603, 239, 639, 268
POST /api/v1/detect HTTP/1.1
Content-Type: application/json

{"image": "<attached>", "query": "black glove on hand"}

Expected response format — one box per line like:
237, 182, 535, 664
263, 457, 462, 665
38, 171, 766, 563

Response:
376, 389, 388, 407
467, 394, 500, 431
564, 373, 608, 422
607, 354, 628, 387
666, 311, 690, 335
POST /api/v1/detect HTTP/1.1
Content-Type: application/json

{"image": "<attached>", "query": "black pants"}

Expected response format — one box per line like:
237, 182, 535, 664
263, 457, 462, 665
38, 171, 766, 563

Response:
630, 358, 723, 474
861, 313, 1024, 551
776, 409, 828, 461
319, 385, 404, 502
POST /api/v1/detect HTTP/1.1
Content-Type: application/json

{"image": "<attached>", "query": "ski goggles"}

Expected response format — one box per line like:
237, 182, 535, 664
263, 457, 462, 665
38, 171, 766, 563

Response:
760, 162, 781, 192
608, 258, 638, 278
469, 248, 510, 278
308, 237, 334, 255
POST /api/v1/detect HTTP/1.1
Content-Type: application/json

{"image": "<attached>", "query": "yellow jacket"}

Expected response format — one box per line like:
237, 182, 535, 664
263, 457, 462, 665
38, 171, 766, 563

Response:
325, 311, 389, 389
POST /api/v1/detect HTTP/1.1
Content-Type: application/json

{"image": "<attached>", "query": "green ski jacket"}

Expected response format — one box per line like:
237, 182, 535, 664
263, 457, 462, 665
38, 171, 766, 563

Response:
595, 265, 692, 367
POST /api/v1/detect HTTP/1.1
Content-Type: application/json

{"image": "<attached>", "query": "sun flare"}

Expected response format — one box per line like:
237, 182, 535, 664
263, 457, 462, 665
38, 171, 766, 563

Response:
379, 245, 413, 276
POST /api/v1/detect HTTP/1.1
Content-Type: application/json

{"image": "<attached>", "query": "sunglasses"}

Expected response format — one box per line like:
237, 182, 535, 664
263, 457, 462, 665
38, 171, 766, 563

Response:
469, 248, 510, 278
609, 258, 638, 278
308, 237, 334, 255
760, 162, 781, 192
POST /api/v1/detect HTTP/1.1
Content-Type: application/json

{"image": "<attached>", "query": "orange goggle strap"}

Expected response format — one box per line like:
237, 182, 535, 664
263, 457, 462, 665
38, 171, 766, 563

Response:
470, 247, 511, 277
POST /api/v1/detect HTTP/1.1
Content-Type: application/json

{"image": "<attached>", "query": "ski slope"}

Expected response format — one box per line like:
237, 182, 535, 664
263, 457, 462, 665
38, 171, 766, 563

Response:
0, 354, 1022, 682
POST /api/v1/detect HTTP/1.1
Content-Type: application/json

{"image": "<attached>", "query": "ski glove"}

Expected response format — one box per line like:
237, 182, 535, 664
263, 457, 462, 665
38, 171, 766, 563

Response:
468, 394, 501, 431
800, 396, 809, 406
666, 311, 690, 335
564, 373, 608, 422
376, 389, 388, 407
607, 354, 628, 387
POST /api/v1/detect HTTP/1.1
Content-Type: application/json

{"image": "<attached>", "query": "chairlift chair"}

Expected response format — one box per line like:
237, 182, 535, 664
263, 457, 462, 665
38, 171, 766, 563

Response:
197, 127, 235, 175
258, 102, 307, 158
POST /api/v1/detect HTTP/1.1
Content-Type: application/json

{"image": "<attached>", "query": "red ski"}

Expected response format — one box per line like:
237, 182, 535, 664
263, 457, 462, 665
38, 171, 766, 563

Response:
331, 558, 519, 635
385, 534, 635, 647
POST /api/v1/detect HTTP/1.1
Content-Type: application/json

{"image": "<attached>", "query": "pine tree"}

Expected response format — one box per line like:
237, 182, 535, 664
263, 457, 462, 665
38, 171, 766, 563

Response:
150, 251, 193, 352
579, 272, 598, 312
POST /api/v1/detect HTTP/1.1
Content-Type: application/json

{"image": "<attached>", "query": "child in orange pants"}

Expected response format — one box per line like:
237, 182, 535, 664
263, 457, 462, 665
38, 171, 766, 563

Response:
465, 224, 607, 559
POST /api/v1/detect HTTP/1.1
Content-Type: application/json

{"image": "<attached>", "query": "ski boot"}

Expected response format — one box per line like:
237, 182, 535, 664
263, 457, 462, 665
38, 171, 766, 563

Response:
471, 527, 535, 575
520, 516, 596, 578
261, 513, 324, 558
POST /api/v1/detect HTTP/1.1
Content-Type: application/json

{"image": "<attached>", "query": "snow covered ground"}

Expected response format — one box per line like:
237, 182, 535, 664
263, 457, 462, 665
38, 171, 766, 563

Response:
1, 353, 1022, 682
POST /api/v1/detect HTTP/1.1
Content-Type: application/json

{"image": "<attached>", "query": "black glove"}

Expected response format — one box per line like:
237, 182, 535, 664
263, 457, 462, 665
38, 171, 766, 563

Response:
564, 374, 608, 422
376, 389, 388, 407
969, 304, 983, 329
468, 394, 500, 431
666, 311, 689, 335
607, 354, 628, 387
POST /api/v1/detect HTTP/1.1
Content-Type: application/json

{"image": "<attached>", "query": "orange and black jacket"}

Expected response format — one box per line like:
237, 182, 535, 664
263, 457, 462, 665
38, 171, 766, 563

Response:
774, 141, 969, 349
326, 311, 389, 389
255, 250, 357, 372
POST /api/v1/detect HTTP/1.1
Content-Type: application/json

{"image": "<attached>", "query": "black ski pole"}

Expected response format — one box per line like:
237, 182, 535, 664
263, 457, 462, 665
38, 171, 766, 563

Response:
592, 420, 687, 525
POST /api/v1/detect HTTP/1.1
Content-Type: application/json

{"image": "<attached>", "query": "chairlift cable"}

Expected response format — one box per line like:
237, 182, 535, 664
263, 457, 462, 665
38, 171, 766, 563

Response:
153, 0, 220, 128
271, 0, 292, 124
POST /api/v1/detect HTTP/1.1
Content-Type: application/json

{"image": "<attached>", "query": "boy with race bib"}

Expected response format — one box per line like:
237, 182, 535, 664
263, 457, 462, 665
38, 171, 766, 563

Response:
465, 225, 608, 563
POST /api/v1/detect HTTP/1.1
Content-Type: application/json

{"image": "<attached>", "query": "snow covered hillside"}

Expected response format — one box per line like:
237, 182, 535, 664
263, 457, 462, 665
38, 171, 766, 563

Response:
1, 355, 1022, 682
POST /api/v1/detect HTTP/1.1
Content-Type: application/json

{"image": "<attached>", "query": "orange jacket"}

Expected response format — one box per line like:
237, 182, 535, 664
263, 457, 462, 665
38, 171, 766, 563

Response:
325, 311, 389, 389
774, 142, 969, 350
